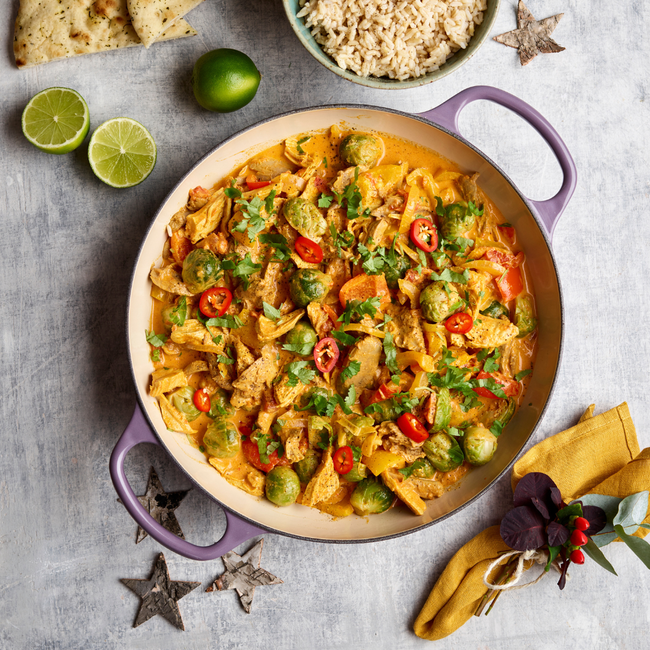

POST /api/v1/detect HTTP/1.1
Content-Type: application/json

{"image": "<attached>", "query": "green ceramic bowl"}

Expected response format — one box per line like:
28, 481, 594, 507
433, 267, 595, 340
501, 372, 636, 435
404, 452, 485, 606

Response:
282, 0, 500, 89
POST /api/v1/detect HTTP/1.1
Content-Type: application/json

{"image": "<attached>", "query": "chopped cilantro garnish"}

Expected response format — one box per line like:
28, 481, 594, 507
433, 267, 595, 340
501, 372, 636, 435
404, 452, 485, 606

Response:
383, 328, 399, 375
340, 360, 361, 383
296, 136, 311, 155
259, 233, 292, 262
338, 297, 381, 325
323, 157, 328, 168
399, 458, 428, 480
222, 253, 262, 290
332, 329, 357, 347
332, 168, 371, 220
145, 330, 166, 347
205, 314, 243, 329
262, 301, 282, 321
286, 360, 316, 387
150, 348, 161, 362
514, 368, 532, 382
319, 193, 334, 209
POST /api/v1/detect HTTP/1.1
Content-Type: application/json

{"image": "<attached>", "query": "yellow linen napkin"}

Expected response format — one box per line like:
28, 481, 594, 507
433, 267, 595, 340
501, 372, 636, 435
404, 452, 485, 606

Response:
413, 403, 650, 641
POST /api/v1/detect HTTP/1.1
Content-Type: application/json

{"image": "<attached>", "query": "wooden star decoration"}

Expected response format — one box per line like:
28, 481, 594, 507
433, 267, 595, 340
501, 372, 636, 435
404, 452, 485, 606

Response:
206, 539, 283, 613
121, 553, 200, 630
494, 1, 565, 66
118, 467, 190, 543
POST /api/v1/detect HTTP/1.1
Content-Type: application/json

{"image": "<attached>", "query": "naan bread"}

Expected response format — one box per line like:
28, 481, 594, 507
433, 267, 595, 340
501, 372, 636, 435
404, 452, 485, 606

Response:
13, 0, 196, 69
127, 0, 204, 49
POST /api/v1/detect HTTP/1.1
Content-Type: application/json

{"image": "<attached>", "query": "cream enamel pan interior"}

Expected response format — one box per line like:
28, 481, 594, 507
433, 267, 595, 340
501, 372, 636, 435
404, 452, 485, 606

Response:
127, 104, 564, 543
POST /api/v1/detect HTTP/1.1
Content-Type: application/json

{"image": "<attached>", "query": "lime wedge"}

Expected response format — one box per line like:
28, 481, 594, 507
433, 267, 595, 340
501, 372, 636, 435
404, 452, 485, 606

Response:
88, 118, 157, 188
22, 87, 90, 154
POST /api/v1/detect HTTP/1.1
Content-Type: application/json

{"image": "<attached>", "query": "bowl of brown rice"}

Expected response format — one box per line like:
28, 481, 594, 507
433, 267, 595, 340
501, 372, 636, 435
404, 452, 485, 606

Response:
283, 0, 499, 88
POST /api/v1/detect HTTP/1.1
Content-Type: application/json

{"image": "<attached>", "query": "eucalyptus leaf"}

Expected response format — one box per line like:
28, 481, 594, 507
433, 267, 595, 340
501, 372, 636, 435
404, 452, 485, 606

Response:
613, 491, 649, 529
641, 524, 650, 530
582, 538, 618, 576
614, 524, 650, 570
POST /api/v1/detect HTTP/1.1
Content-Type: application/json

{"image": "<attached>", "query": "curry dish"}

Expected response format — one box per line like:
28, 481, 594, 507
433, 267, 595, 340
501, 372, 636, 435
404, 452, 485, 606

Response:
147, 126, 537, 518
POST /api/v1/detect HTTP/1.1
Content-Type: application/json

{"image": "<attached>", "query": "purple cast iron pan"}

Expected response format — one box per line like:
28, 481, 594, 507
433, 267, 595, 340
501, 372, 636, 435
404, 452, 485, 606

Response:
110, 86, 577, 560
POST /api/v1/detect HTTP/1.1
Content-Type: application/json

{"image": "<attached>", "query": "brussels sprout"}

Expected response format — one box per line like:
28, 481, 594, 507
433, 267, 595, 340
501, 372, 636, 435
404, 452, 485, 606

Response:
432, 387, 451, 432
265, 466, 301, 506
515, 294, 537, 338
171, 386, 201, 422
494, 397, 516, 430
203, 419, 240, 458
283, 197, 327, 242
343, 461, 368, 483
284, 320, 318, 355
289, 269, 333, 308
294, 450, 321, 484
182, 248, 221, 294
350, 478, 394, 516
439, 203, 476, 239
383, 254, 411, 289
480, 300, 509, 320
409, 457, 436, 479
339, 134, 383, 168
423, 432, 464, 472
161, 296, 187, 332
463, 426, 498, 466
420, 281, 460, 323
207, 388, 235, 419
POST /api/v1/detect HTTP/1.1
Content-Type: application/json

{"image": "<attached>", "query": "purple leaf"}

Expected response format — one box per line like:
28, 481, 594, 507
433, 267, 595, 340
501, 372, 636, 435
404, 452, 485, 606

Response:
513, 473, 558, 506
547, 521, 570, 546
557, 558, 570, 590
500, 505, 547, 551
550, 487, 563, 507
531, 496, 550, 520
582, 505, 607, 535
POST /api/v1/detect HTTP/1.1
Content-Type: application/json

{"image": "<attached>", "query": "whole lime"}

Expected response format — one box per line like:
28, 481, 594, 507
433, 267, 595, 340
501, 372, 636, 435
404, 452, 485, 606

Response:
191, 49, 261, 113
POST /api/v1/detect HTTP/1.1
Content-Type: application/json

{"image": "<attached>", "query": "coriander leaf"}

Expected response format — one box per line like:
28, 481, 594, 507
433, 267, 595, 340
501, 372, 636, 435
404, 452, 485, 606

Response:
323, 157, 328, 168
338, 297, 381, 325
332, 329, 357, 347
338, 168, 370, 220
259, 233, 292, 261
383, 329, 399, 375
232, 195, 267, 242
165, 297, 187, 327
282, 341, 313, 356
264, 189, 277, 216
514, 369, 532, 382
490, 420, 505, 437
341, 386, 356, 413
340, 360, 361, 383
263, 301, 282, 321
231, 253, 262, 290
286, 360, 316, 387
432, 268, 470, 285
224, 182, 242, 199
150, 348, 161, 362
483, 349, 501, 373
468, 201, 484, 216
399, 458, 428, 480
145, 330, 166, 347
205, 314, 243, 329
319, 193, 334, 209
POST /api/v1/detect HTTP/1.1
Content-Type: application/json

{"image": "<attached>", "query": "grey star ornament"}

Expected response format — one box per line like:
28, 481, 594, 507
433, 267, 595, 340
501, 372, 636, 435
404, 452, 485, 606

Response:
121, 553, 200, 630
206, 539, 283, 613
494, 1, 565, 66
118, 466, 190, 543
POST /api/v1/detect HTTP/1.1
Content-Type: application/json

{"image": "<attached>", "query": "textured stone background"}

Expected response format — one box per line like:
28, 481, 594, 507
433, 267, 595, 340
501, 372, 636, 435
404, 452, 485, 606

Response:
1, 0, 649, 648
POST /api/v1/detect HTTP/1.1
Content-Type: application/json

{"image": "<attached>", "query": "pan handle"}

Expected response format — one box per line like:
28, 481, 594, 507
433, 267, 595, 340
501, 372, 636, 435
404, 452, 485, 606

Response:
419, 85, 577, 241
109, 403, 265, 561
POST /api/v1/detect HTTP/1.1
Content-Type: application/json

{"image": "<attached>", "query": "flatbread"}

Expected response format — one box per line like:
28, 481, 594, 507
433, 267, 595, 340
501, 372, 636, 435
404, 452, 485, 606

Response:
127, 0, 205, 49
13, 0, 196, 68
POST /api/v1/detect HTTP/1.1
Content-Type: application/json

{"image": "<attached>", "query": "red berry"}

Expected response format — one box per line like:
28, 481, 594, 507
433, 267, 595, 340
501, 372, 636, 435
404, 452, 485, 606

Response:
570, 529, 588, 547
570, 549, 585, 564
574, 516, 590, 531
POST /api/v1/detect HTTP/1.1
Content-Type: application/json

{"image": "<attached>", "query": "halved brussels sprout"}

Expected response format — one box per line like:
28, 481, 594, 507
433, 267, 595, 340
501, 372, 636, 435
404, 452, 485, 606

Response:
350, 478, 394, 516
283, 197, 327, 242
339, 134, 383, 168
515, 294, 537, 337
265, 466, 301, 506
366, 398, 399, 424
432, 387, 451, 432
293, 450, 321, 484
463, 426, 498, 466
171, 386, 201, 422
383, 254, 411, 289
480, 300, 509, 320
207, 388, 235, 419
284, 320, 318, 355
203, 419, 240, 458
343, 461, 368, 483
423, 432, 464, 472
409, 457, 436, 479
289, 269, 333, 308
439, 203, 475, 239
161, 296, 187, 332
182, 248, 221, 294
420, 281, 460, 323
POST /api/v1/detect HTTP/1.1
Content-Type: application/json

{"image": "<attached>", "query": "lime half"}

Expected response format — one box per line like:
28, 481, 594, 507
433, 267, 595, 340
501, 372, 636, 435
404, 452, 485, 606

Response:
22, 87, 90, 154
88, 118, 157, 188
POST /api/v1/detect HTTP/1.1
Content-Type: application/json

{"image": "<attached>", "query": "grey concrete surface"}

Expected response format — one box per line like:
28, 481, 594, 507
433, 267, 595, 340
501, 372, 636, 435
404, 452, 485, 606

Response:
1, 0, 649, 648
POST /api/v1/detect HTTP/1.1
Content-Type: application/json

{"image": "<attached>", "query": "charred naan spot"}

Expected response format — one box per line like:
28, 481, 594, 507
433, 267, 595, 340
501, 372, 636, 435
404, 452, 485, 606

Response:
92, 0, 117, 19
